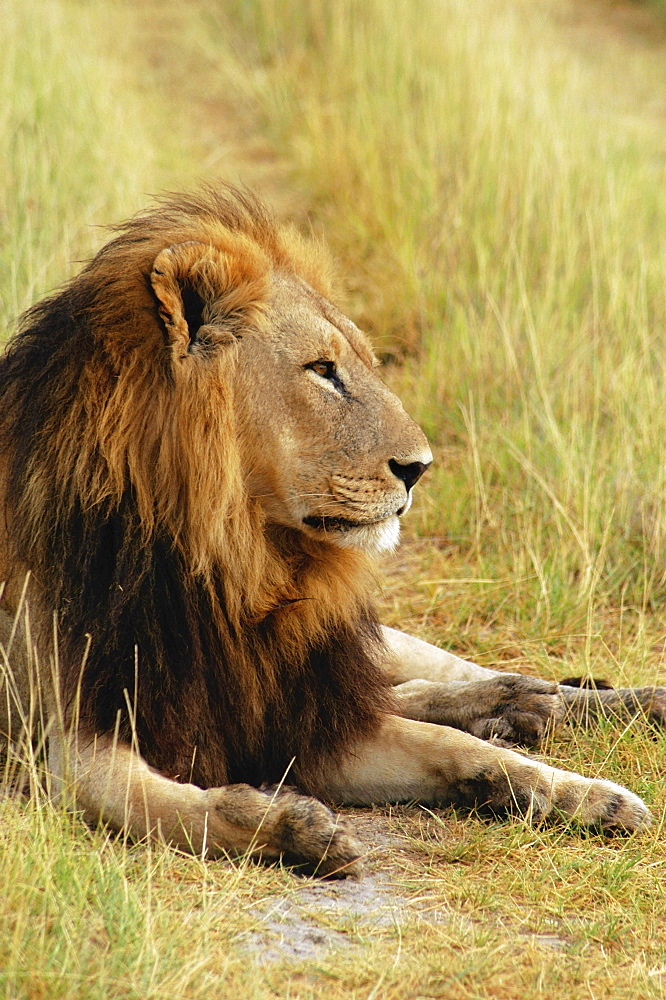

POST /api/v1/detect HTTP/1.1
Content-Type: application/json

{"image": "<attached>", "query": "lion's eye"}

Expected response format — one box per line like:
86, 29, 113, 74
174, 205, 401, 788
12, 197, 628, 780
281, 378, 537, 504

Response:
306, 359, 336, 379
304, 358, 348, 397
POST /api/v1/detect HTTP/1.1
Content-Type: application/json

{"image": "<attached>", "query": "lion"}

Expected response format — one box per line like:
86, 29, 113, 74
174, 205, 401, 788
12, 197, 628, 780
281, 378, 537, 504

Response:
0, 186, 664, 875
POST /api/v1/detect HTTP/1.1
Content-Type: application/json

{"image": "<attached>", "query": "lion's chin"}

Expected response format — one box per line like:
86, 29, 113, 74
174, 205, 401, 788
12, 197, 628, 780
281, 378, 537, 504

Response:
320, 516, 401, 555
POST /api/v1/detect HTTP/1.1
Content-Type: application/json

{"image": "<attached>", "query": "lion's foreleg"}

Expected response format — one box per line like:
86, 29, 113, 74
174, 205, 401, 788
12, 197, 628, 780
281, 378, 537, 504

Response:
50, 733, 363, 875
320, 715, 649, 831
380, 626, 497, 683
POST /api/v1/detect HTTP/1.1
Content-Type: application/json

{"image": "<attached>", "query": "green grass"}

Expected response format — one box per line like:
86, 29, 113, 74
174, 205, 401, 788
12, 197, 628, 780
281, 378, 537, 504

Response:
3, 0, 666, 997
0, 791, 317, 999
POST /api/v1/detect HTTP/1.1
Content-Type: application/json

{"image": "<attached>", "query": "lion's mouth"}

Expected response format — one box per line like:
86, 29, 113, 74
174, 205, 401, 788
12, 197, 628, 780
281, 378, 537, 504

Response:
302, 514, 387, 533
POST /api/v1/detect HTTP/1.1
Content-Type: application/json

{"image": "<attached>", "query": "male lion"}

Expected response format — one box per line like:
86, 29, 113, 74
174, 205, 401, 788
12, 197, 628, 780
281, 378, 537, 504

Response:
0, 187, 663, 875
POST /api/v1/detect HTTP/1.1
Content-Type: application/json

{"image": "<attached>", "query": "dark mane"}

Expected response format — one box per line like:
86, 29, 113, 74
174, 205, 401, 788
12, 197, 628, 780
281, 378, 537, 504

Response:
0, 187, 393, 791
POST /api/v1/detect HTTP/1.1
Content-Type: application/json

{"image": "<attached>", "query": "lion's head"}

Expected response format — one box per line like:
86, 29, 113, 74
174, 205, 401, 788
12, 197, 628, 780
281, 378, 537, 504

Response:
0, 186, 430, 788
150, 238, 431, 560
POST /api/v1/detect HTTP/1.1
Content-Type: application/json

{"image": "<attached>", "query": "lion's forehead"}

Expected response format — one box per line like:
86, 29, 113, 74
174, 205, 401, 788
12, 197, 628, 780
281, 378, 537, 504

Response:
269, 275, 375, 367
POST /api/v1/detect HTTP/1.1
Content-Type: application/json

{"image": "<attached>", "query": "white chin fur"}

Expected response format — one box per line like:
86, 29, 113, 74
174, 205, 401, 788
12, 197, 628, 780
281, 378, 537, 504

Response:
330, 516, 401, 554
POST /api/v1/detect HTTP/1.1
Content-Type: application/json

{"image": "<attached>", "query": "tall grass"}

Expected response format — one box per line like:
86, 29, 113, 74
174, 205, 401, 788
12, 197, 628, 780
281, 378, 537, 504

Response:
198, 0, 666, 633
0, 0, 180, 332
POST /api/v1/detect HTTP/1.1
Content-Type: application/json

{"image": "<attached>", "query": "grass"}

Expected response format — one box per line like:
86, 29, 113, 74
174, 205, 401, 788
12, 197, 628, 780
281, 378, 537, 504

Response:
1, 791, 317, 999
3, 0, 666, 997
0, 0, 197, 332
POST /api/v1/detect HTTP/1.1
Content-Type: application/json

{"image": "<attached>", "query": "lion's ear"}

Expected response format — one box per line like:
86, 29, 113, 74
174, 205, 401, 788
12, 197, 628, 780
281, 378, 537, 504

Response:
150, 241, 266, 358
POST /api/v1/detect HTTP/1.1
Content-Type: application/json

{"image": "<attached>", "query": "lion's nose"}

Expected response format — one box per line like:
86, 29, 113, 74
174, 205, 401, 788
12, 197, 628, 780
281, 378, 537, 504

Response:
388, 457, 431, 493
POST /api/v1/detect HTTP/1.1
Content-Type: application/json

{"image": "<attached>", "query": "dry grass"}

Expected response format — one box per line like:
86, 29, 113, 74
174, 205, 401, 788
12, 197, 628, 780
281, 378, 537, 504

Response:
3, 0, 666, 997
0, 2, 162, 330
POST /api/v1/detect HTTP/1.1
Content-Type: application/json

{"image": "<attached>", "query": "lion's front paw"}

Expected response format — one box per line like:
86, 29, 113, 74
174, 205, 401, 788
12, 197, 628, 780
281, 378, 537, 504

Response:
464, 675, 564, 747
264, 785, 364, 877
205, 784, 363, 877
473, 763, 651, 832
394, 675, 564, 748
